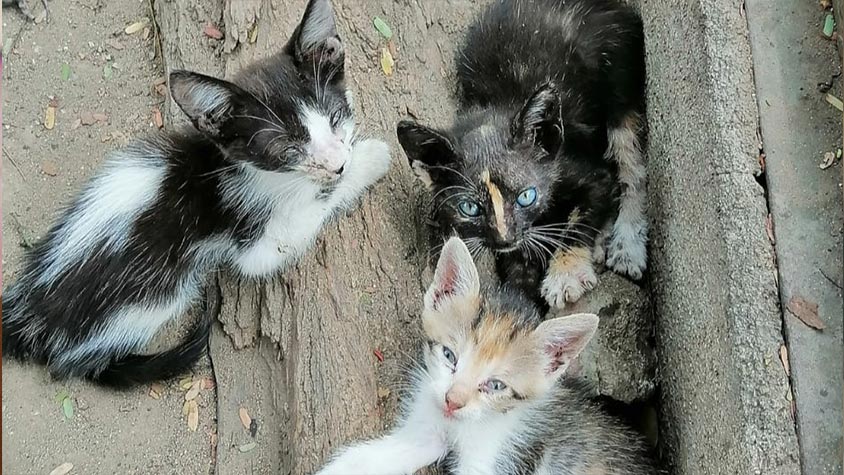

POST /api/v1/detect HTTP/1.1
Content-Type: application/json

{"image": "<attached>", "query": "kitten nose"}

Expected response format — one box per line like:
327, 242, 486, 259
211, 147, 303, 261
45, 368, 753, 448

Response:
445, 392, 464, 413
334, 164, 345, 175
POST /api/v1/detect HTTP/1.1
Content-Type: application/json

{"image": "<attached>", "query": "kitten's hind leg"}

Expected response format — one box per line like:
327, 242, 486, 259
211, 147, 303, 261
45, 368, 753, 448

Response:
605, 112, 648, 280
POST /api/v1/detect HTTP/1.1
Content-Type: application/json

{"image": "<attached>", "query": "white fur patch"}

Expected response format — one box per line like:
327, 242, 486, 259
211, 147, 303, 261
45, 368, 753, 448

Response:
54, 279, 197, 370
301, 105, 349, 174
35, 144, 167, 287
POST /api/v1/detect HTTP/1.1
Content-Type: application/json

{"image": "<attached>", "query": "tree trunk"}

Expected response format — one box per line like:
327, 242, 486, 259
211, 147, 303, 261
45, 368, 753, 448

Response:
155, 1, 484, 473
153, 0, 657, 473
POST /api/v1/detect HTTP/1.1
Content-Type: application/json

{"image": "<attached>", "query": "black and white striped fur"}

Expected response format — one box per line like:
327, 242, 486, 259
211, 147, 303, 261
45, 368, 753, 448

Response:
2, 0, 391, 387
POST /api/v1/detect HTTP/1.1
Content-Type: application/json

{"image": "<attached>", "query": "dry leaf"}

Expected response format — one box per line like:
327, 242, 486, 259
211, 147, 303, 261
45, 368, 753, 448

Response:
44, 105, 56, 130
387, 39, 397, 59
187, 400, 199, 431
105, 38, 124, 50
155, 83, 167, 96
182, 400, 191, 416
373, 349, 384, 362
41, 161, 59, 176
826, 93, 844, 112
821, 0, 832, 9
185, 380, 201, 401
152, 107, 164, 129
380, 47, 394, 76
80, 112, 96, 126
125, 19, 150, 35
142, 27, 151, 40
239, 407, 252, 429
49, 463, 73, 475
92, 113, 108, 123
786, 296, 825, 330
149, 383, 164, 400
238, 442, 257, 453
820, 151, 838, 169
765, 214, 775, 245
377, 387, 391, 399
202, 377, 215, 391
779, 344, 790, 376
179, 377, 193, 390
249, 25, 259, 43
71, 118, 82, 130
203, 23, 224, 40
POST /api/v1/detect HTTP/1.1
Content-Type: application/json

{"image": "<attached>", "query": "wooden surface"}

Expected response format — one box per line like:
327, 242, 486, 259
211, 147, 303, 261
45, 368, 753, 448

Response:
154, 0, 486, 472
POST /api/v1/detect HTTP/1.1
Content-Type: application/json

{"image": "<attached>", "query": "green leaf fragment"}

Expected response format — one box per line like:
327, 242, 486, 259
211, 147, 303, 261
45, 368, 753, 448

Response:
54, 389, 69, 403
824, 14, 835, 37
373, 17, 392, 40
60, 63, 71, 81
61, 397, 74, 420
238, 442, 257, 453
103, 63, 113, 80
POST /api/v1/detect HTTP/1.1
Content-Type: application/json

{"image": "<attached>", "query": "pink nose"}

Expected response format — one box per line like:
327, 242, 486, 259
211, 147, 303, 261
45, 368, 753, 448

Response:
445, 394, 464, 414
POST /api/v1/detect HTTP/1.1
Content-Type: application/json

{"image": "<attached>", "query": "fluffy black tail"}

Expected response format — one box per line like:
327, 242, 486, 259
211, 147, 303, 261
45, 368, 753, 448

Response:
93, 316, 212, 388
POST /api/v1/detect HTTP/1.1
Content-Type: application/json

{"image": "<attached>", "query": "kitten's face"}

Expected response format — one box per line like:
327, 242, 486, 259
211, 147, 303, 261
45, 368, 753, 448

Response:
420, 237, 598, 421
398, 84, 565, 252
169, 0, 355, 185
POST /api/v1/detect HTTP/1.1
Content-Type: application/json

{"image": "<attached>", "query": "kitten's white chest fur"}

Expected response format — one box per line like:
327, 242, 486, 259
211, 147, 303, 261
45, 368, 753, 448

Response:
230, 137, 391, 278
450, 410, 521, 474
234, 183, 330, 277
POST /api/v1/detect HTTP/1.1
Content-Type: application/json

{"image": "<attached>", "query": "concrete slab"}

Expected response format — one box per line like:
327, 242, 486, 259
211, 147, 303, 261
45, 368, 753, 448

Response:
636, 0, 801, 472
745, 2, 844, 473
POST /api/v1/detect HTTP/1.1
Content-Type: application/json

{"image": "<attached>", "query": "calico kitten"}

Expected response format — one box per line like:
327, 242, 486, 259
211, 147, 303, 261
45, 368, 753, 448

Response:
2, 0, 391, 387
398, 0, 646, 310
317, 237, 656, 475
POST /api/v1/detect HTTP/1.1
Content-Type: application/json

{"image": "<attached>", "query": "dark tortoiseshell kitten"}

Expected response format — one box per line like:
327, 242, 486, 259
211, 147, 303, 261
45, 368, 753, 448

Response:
398, 0, 646, 310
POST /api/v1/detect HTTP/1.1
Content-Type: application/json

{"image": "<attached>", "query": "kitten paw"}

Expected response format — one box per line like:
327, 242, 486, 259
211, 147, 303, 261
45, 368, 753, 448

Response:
541, 248, 597, 309
592, 238, 607, 266
353, 138, 392, 183
606, 229, 647, 280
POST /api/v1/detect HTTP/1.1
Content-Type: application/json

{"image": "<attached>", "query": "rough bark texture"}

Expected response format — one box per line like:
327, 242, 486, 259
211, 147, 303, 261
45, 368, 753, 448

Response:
154, 1, 656, 473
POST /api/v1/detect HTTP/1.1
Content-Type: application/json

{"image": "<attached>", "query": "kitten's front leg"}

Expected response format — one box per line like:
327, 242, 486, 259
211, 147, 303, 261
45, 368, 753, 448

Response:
541, 246, 598, 309
331, 138, 392, 209
317, 427, 447, 475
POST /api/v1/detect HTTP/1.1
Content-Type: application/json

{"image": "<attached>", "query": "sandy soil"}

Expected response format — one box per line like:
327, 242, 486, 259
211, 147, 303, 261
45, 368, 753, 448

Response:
2, 1, 215, 473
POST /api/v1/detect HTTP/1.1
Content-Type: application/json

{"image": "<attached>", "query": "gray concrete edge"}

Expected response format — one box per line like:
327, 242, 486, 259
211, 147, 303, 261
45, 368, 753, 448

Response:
637, 0, 801, 472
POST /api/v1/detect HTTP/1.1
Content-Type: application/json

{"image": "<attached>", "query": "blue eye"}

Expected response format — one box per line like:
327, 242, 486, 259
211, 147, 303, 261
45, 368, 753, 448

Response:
458, 200, 481, 217
442, 346, 457, 366
516, 187, 537, 207
484, 379, 508, 392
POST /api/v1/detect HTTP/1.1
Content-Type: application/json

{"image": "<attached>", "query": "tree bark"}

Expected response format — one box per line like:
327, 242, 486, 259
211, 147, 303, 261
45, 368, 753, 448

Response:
154, 1, 483, 473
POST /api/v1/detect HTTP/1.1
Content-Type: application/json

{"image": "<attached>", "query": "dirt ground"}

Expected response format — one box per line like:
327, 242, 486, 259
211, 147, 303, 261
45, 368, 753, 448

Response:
1, 1, 215, 474
11, 0, 834, 474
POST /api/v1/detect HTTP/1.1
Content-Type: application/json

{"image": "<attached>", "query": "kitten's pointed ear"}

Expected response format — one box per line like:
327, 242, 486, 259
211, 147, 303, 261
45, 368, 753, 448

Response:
511, 82, 564, 154
424, 237, 480, 311
534, 313, 598, 378
169, 70, 255, 138
397, 120, 457, 189
290, 0, 344, 69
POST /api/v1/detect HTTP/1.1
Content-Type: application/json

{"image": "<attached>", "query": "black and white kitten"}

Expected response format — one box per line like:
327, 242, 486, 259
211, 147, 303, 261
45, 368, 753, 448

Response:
398, 0, 646, 310
317, 237, 656, 475
2, 0, 391, 387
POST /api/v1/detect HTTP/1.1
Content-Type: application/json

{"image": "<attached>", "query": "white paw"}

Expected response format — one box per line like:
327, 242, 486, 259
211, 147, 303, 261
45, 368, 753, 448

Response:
541, 261, 597, 309
606, 226, 647, 280
353, 138, 392, 183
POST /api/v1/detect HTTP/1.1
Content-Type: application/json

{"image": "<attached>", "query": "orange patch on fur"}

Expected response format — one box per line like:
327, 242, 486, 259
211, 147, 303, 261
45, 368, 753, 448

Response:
482, 170, 507, 239
474, 312, 524, 361
548, 246, 591, 275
